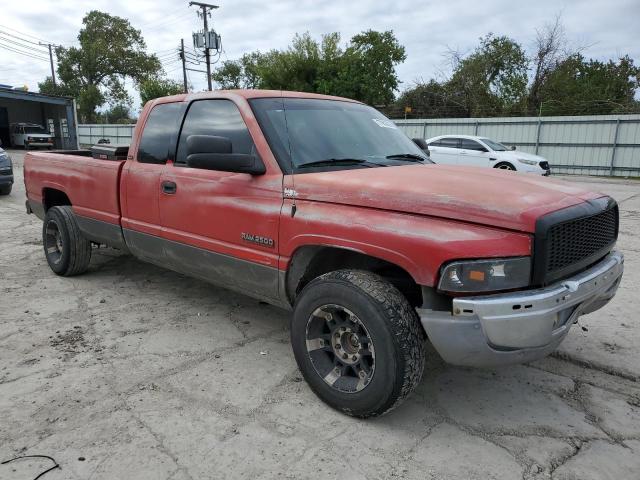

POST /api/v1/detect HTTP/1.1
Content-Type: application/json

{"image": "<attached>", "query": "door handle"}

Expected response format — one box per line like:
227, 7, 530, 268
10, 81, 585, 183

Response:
162, 180, 177, 194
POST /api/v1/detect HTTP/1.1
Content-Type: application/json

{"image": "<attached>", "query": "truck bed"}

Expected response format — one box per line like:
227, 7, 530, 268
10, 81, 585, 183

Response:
24, 150, 125, 226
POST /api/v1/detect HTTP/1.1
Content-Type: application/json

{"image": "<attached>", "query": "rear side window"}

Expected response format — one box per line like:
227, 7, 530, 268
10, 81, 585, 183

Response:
137, 103, 182, 164
432, 137, 460, 148
176, 99, 254, 165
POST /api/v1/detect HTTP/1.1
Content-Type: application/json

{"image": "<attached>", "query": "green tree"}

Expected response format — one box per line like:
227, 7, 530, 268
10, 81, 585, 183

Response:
38, 10, 161, 122
447, 34, 528, 116
394, 80, 468, 118
537, 55, 640, 115
139, 78, 184, 106
98, 104, 134, 124
212, 30, 405, 105
337, 30, 406, 105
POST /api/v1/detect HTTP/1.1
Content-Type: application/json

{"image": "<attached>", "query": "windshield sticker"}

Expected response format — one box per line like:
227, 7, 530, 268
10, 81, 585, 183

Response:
372, 118, 397, 129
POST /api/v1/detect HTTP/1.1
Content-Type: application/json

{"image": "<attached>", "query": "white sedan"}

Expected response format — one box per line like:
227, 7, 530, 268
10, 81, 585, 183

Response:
425, 135, 550, 175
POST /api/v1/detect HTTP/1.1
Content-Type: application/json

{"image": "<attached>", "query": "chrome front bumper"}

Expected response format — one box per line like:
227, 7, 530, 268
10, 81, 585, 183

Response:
418, 251, 624, 367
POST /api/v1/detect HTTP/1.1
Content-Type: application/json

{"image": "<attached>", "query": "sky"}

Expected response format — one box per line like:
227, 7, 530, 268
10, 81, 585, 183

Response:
1, 0, 638, 113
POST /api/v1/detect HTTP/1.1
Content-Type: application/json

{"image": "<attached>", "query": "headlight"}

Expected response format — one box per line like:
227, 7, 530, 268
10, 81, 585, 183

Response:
517, 158, 538, 166
438, 257, 531, 293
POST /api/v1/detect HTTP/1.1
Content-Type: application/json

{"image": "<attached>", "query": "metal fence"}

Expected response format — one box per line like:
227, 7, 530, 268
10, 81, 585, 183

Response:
395, 114, 640, 177
78, 124, 135, 147
79, 114, 640, 177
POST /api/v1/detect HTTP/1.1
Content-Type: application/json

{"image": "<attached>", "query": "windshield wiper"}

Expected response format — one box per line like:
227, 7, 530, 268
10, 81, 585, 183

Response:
297, 158, 384, 169
385, 153, 428, 162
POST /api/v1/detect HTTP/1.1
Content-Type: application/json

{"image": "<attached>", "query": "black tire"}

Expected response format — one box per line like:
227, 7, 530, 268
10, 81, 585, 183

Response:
43, 206, 91, 276
0, 184, 11, 196
494, 161, 516, 171
291, 270, 426, 418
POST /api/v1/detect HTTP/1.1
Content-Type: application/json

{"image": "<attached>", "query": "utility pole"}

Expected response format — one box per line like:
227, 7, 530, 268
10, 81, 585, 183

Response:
189, 1, 219, 91
180, 39, 188, 93
39, 43, 56, 87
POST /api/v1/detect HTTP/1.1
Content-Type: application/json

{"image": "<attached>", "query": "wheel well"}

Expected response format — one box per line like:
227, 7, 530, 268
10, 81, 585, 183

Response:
43, 188, 71, 211
286, 246, 423, 308
494, 161, 515, 169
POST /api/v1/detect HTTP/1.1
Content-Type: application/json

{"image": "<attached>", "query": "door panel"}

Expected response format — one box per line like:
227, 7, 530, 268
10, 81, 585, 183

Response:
159, 167, 283, 298
459, 139, 491, 167
159, 98, 283, 301
120, 101, 184, 263
428, 138, 461, 165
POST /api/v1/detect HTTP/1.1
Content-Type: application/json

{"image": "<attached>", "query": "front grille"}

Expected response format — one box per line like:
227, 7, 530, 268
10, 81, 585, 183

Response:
533, 198, 618, 285
547, 207, 617, 272
539, 161, 549, 170
0, 168, 12, 176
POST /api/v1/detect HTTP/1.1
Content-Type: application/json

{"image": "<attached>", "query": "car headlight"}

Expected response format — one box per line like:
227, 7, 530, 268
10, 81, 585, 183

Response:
517, 158, 538, 166
438, 257, 531, 293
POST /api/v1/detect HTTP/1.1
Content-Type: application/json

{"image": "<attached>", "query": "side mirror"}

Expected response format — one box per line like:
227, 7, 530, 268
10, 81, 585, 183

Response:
186, 135, 265, 175
412, 138, 430, 156
510, 145, 516, 151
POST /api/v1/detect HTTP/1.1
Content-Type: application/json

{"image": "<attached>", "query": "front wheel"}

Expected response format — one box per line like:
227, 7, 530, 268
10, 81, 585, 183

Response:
0, 184, 11, 195
494, 162, 516, 171
43, 206, 92, 276
291, 270, 426, 418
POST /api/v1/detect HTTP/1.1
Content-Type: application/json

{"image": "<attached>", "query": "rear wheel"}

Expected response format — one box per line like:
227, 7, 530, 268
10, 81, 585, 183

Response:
291, 270, 426, 418
0, 184, 11, 196
43, 206, 91, 276
495, 162, 516, 171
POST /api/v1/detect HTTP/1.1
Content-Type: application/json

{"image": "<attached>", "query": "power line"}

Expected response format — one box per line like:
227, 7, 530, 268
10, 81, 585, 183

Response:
0, 41, 50, 62
140, 11, 193, 29
0, 24, 56, 45
0, 31, 50, 52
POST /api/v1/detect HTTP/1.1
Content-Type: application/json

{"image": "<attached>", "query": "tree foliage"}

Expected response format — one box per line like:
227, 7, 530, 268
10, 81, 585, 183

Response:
38, 11, 161, 122
212, 30, 405, 105
393, 21, 639, 119
97, 104, 135, 124
537, 55, 640, 115
139, 78, 184, 106
446, 34, 528, 116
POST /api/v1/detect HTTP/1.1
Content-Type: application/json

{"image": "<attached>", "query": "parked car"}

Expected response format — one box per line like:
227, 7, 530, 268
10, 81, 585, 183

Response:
426, 134, 550, 175
0, 146, 13, 195
24, 90, 623, 417
10, 122, 54, 150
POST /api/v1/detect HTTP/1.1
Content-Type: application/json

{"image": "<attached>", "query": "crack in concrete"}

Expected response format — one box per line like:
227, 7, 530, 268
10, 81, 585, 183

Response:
560, 380, 629, 448
548, 438, 584, 478
550, 351, 638, 382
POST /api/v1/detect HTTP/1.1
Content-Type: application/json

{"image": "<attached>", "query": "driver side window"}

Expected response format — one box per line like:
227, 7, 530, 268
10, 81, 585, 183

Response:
175, 100, 254, 166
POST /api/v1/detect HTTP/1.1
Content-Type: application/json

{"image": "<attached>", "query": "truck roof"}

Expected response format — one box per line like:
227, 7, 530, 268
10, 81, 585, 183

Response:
152, 89, 362, 105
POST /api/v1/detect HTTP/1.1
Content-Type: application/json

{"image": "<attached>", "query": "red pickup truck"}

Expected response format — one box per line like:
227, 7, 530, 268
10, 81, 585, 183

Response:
24, 90, 624, 417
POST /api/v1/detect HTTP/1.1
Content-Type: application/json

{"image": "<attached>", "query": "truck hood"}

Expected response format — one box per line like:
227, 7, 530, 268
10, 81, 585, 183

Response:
291, 164, 603, 233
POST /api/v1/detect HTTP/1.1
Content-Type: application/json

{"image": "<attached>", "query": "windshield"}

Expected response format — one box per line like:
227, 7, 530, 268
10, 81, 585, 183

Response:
480, 138, 508, 151
24, 126, 48, 134
250, 98, 430, 172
